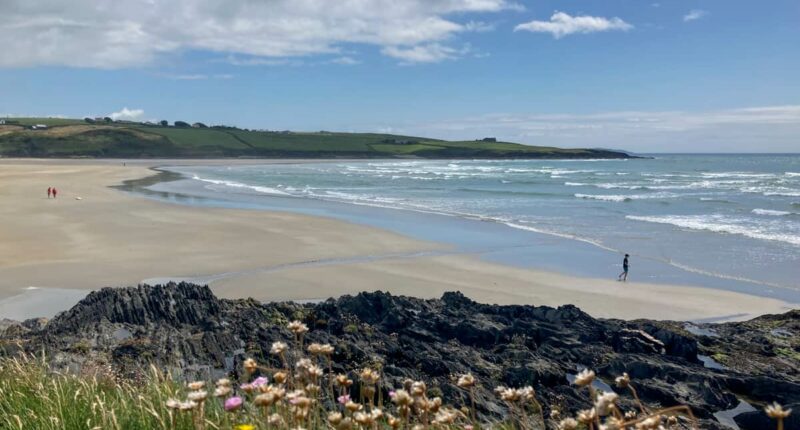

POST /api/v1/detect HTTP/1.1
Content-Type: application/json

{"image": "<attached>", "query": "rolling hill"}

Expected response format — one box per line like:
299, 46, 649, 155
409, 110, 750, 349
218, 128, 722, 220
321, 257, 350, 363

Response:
0, 118, 631, 159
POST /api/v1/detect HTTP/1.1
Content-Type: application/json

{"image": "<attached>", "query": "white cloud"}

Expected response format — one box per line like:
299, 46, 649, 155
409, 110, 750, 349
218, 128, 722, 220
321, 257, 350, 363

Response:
329, 56, 361, 65
683, 9, 708, 22
108, 107, 145, 121
382, 43, 470, 64
515, 11, 633, 39
406, 106, 800, 152
0, 0, 516, 68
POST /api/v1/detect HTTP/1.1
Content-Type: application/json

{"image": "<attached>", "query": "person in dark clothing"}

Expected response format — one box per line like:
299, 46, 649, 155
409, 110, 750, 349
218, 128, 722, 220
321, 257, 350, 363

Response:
618, 254, 630, 282
52, 188, 58, 199
47, 187, 52, 198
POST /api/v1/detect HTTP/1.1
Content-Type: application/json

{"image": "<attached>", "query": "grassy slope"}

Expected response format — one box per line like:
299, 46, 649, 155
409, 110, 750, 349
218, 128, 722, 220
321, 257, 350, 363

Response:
0, 118, 630, 159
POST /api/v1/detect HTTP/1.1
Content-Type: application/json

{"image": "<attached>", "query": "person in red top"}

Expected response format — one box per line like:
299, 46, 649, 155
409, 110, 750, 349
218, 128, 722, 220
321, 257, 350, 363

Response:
52, 188, 58, 199
47, 187, 52, 198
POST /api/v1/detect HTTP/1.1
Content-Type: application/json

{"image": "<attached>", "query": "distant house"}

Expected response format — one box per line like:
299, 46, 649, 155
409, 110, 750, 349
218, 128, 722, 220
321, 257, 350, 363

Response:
0, 119, 5, 125
480, 137, 497, 142
31, 124, 48, 130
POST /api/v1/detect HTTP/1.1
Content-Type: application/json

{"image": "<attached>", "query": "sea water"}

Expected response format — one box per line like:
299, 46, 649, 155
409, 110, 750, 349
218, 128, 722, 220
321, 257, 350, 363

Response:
156, 155, 800, 301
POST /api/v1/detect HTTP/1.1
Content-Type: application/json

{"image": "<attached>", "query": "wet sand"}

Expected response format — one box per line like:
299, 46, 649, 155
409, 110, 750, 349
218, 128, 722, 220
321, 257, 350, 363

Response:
0, 159, 792, 321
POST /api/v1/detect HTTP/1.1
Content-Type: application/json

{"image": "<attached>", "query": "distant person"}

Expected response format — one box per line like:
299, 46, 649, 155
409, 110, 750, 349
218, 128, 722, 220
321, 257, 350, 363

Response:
618, 254, 630, 282
47, 187, 52, 199
52, 187, 58, 199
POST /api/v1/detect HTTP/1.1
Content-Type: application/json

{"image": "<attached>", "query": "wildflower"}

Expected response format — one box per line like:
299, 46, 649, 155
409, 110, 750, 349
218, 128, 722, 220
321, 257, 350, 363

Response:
595, 392, 619, 416
267, 413, 285, 427
574, 369, 596, 387
624, 410, 637, 419
328, 412, 344, 426
558, 418, 579, 430
235, 425, 255, 430
240, 383, 256, 394
577, 408, 597, 424
319, 343, 334, 355
429, 397, 443, 413
307, 343, 323, 355
187, 381, 205, 390
214, 386, 232, 398
271, 341, 288, 355
457, 373, 476, 388
224, 396, 243, 412
432, 408, 458, 425
251, 376, 269, 387
606, 417, 624, 430
666, 416, 679, 427
337, 394, 351, 405
187, 390, 208, 402
353, 412, 373, 426
550, 408, 561, 419
178, 401, 197, 411
345, 400, 362, 413
273, 371, 288, 384
243, 358, 257, 374
216, 378, 232, 388
517, 386, 536, 402
334, 374, 353, 387
390, 389, 413, 406
305, 383, 321, 396
359, 368, 380, 385
387, 414, 401, 429
765, 402, 792, 419
410, 381, 426, 397
498, 387, 519, 402
615, 372, 630, 389
165, 398, 180, 409
288, 320, 309, 335
254, 393, 278, 407
307, 364, 324, 379
635, 415, 661, 430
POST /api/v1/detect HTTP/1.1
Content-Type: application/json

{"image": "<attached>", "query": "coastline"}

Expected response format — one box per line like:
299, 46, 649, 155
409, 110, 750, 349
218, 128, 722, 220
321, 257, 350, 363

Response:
0, 158, 794, 322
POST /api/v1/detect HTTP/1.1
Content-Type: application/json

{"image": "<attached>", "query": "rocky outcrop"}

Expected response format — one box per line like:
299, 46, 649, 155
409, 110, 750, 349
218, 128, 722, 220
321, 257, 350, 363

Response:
1, 283, 797, 430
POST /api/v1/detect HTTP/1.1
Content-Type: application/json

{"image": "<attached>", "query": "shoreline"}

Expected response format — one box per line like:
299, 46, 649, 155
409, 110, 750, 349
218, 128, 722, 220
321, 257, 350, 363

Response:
0, 158, 795, 322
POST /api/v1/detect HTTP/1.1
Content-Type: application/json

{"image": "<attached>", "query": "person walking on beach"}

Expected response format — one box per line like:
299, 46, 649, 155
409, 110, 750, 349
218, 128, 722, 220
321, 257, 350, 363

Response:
47, 187, 52, 199
52, 187, 58, 199
618, 254, 630, 282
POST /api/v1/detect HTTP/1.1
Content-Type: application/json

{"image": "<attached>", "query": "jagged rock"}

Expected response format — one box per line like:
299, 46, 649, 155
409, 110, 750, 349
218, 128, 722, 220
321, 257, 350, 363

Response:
1, 283, 797, 429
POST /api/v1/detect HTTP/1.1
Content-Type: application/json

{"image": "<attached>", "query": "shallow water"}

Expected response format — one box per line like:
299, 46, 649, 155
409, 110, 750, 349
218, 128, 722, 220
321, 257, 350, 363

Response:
125, 155, 800, 305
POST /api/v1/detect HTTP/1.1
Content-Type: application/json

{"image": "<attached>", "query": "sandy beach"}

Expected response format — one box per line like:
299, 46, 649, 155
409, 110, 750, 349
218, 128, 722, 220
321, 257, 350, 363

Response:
0, 159, 793, 322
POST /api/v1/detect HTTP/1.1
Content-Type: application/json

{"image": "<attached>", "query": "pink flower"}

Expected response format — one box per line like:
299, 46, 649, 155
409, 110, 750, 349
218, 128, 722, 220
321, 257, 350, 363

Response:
465, 426, 474, 430
224, 396, 243, 412
252, 376, 269, 387
337, 394, 351, 405
388, 390, 396, 399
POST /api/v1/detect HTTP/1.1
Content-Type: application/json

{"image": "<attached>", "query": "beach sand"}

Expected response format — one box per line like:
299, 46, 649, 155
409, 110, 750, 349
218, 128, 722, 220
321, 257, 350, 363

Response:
0, 159, 792, 322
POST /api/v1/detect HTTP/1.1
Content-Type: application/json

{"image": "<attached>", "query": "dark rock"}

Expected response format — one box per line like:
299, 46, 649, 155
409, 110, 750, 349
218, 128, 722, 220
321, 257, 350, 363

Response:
2, 283, 797, 428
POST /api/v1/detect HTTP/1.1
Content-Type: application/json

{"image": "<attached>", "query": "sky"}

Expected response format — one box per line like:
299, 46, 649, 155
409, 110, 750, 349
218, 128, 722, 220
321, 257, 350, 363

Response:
1, 0, 799, 153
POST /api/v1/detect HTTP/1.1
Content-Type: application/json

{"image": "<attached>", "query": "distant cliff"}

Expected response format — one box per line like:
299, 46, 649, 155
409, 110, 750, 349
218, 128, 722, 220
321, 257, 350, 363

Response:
2, 283, 796, 429
0, 118, 633, 159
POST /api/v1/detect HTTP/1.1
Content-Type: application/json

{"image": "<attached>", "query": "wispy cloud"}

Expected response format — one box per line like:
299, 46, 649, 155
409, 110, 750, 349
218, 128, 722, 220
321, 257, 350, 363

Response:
683, 9, 708, 22
162, 73, 234, 80
407, 105, 800, 152
0, 0, 518, 68
382, 43, 470, 65
515, 12, 633, 39
108, 107, 144, 121
329, 56, 360, 65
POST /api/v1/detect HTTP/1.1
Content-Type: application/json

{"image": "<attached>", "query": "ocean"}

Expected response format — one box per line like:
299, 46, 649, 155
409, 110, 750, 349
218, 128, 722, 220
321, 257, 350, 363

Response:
150, 154, 800, 303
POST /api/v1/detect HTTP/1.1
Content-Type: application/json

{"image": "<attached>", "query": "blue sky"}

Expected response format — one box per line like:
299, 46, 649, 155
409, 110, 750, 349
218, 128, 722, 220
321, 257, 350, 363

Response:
1, 0, 798, 152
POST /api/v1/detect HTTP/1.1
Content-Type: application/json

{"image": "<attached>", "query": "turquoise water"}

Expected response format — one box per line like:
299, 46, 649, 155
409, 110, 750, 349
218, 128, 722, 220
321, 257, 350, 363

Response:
160, 155, 800, 298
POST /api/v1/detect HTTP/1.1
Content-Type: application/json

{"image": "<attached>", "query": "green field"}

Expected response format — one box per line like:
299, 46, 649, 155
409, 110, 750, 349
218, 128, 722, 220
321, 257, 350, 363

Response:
0, 118, 631, 159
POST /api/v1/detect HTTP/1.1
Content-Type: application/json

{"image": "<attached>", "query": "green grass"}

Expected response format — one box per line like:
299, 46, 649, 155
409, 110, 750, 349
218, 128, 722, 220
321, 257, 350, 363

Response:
0, 118, 631, 159
1, 117, 86, 127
